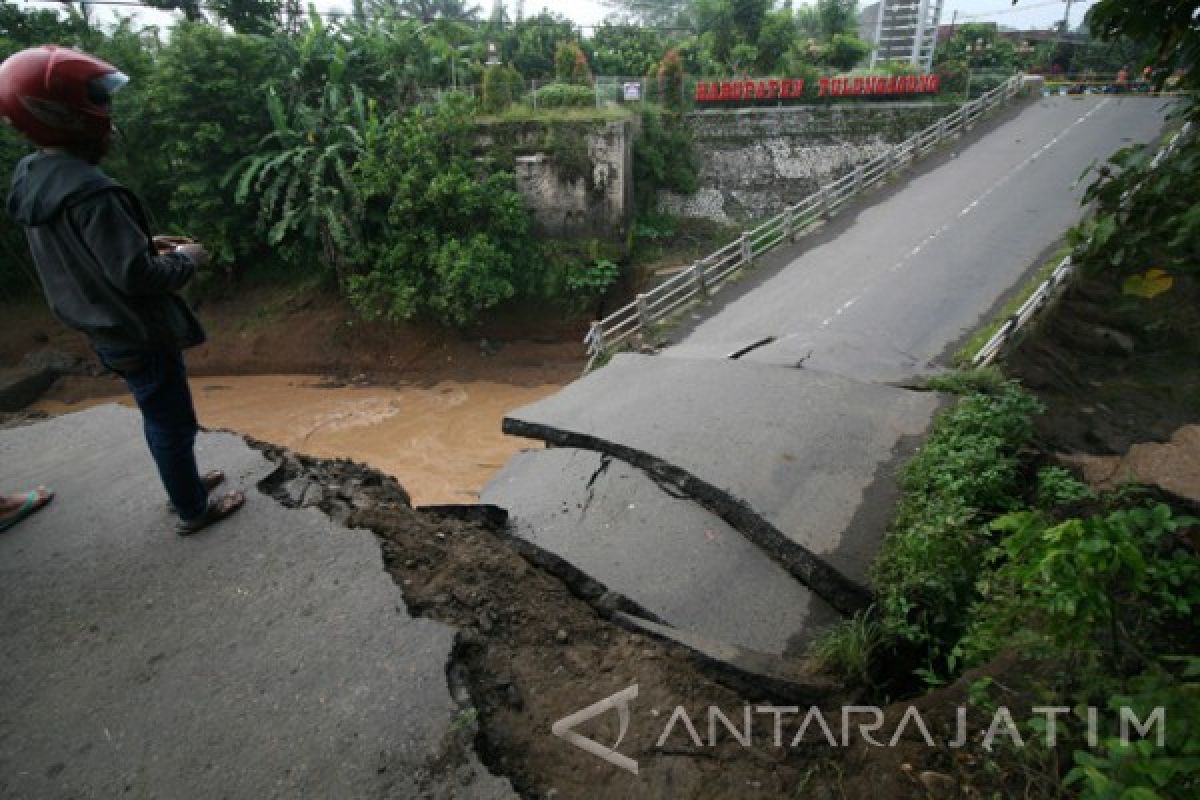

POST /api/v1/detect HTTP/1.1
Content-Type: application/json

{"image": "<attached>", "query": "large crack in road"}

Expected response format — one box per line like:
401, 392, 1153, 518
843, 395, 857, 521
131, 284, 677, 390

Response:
254, 443, 847, 798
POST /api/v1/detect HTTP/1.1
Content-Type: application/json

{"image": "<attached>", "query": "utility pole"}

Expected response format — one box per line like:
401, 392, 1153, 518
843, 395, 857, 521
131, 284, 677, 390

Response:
1061, 0, 1074, 34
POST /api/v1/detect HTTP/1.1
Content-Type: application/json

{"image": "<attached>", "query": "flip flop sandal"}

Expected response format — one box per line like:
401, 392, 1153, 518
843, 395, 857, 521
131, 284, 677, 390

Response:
176, 490, 246, 536
167, 470, 226, 514
0, 487, 55, 533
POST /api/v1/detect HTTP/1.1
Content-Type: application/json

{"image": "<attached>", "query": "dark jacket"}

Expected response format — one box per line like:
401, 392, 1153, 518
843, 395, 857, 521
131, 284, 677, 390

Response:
6, 151, 206, 352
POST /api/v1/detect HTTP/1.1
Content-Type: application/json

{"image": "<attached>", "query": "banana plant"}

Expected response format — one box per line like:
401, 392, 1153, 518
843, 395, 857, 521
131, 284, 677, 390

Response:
225, 80, 371, 288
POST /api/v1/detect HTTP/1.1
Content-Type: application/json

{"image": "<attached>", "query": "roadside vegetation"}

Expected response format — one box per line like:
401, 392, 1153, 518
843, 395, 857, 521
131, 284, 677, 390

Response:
1, 0, 1144, 330
812, 0, 1199, 794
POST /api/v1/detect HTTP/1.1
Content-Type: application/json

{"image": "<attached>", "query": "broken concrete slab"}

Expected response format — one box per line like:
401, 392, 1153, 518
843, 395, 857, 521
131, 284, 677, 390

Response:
0, 365, 57, 411
481, 447, 840, 658
503, 354, 941, 602
0, 404, 513, 800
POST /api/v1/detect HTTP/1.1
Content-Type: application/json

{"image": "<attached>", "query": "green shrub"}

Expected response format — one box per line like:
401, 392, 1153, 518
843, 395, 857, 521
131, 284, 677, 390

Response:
1067, 662, 1200, 800
654, 48, 686, 111
870, 380, 1043, 672
349, 95, 538, 327
553, 40, 592, 86
481, 64, 523, 113
963, 504, 1199, 668
532, 82, 596, 109
634, 111, 700, 207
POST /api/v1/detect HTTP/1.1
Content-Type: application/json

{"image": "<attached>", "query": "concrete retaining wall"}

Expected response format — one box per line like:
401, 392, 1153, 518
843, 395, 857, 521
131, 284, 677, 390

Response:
660, 102, 959, 222
478, 119, 635, 252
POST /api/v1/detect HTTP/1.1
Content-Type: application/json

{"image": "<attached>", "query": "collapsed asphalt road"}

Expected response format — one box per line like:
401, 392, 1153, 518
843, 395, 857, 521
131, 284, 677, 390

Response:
0, 405, 854, 798
485, 95, 1171, 665
0, 405, 513, 799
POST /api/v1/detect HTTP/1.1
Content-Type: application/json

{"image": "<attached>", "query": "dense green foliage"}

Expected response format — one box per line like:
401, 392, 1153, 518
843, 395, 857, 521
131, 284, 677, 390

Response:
633, 110, 701, 206
0, 0, 909, 312
815, 368, 1200, 794
348, 95, 535, 326
870, 375, 1042, 671
531, 82, 596, 109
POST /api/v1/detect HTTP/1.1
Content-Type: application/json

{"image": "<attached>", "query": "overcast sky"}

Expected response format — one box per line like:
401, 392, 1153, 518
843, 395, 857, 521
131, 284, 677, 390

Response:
25, 0, 1100, 38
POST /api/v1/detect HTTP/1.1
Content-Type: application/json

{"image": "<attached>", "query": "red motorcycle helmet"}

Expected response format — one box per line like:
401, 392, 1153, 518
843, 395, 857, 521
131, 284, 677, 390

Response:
0, 45, 128, 147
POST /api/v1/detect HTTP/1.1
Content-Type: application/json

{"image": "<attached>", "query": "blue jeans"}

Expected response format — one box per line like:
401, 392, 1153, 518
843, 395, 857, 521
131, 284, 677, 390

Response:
94, 348, 208, 521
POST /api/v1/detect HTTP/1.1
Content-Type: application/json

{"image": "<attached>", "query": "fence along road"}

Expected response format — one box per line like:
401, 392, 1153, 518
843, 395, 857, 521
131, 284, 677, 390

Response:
585, 74, 1026, 367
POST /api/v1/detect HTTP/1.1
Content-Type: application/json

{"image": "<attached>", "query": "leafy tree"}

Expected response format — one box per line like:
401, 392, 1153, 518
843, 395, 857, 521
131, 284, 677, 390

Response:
692, 0, 737, 68
506, 11, 576, 81
142, 0, 206, 23
600, 0, 690, 27
934, 23, 1017, 71
481, 62, 522, 112
350, 95, 536, 326
394, 0, 480, 22
817, 0, 857, 38
823, 32, 870, 69
755, 7, 797, 73
1086, 0, 1198, 88
730, 0, 770, 44
554, 40, 592, 85
587, 22, 665, 77
654, 47, 686, 109
140, 23, 289, 268
209, 0, 282, 35
634, 109, 699, 205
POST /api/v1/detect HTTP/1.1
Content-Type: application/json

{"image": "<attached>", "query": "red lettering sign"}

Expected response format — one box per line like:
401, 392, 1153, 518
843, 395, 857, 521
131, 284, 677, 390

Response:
695, 73, 936, 103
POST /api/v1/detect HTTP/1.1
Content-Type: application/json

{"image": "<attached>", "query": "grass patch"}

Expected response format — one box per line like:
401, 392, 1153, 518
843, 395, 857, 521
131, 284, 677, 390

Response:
476, 105, 633, 125
953, 243, 1072, 366
810, 372, 1043, 685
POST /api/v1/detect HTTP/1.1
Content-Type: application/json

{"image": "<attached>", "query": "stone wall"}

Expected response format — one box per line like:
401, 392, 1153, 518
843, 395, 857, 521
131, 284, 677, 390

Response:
478, 118, 635, 253
659, 103, 958, 223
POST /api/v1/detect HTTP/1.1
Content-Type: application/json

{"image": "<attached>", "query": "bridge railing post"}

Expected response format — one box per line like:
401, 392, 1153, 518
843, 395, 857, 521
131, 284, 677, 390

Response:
853, 165, 864, 196
636, 292, 651, 335
937, 116, 947, 143
584, 320, 606, 357
740, 232, 752, 265
782, 206, 794, 240
690, 261, 708, 299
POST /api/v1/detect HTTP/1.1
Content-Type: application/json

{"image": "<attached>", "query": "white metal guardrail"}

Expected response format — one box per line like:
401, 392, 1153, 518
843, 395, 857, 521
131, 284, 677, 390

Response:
971, 119, 1194, 367
585, 74, 1028, 369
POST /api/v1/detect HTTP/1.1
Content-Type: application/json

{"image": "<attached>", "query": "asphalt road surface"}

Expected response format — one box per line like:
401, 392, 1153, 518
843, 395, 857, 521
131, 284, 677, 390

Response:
669, 95, 1172, 381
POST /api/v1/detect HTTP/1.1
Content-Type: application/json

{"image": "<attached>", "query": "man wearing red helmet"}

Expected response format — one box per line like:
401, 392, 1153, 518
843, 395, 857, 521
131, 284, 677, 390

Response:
1, 45, 244, 535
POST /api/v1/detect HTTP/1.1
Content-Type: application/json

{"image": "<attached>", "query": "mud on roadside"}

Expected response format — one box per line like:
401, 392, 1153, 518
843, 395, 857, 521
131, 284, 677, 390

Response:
253, 445, 856, 799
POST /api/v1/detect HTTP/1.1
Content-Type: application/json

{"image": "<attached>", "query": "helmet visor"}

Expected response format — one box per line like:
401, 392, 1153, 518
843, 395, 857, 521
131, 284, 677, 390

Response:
87, 71, 129, 107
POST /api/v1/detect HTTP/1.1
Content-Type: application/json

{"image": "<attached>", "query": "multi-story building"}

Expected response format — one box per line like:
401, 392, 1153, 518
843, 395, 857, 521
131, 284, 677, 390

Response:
859, 0, 945, 72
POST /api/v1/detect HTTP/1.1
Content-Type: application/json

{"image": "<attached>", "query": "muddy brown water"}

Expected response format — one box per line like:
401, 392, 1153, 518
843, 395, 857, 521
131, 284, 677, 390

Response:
34, 374, 557, 505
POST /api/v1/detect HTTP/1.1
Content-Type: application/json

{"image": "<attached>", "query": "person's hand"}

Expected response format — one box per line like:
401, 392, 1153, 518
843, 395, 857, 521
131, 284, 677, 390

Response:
174, 242, 211, 270
153, 234, 195, 255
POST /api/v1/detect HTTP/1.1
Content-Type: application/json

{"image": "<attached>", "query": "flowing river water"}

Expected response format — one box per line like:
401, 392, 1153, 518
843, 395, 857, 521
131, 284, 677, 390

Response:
33, 374, 560, 505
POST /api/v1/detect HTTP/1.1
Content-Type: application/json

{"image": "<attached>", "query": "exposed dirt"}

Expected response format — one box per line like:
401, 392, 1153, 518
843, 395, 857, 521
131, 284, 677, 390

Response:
0, 283, 586, 386
256, 446, 859, 799
255, 444, 1107, 799
1005, 274, 1200, 457
1057, 424, 1200, 503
